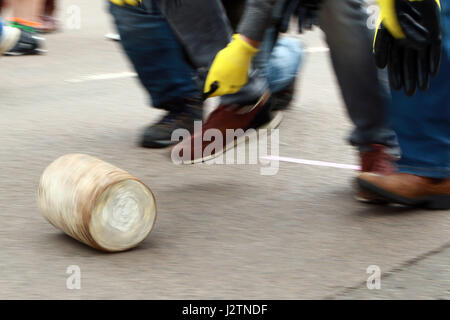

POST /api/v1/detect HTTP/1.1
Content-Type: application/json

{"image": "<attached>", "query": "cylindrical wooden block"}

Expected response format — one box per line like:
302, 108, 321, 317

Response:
37, 154, 157, 252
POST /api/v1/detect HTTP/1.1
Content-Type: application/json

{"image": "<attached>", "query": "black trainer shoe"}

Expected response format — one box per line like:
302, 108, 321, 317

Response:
3, 29, 46, 56
140, 97, 203, 149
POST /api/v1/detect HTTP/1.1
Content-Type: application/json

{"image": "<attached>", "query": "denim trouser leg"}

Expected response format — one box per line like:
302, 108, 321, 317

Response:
265, 37, 304, 94
252, 27, 304, 94
390, 0, 450, 179
109, 1, 200, 110
319, 0, 400, 156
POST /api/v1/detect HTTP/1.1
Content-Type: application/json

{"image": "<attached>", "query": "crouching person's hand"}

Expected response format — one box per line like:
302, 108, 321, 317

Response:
204, 34, 259, 98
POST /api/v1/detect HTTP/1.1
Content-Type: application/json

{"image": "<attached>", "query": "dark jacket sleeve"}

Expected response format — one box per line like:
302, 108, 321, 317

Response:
237, 0, 278, 42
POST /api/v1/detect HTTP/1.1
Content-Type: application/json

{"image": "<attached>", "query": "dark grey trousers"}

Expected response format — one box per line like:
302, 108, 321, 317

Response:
319, 0, 399, 154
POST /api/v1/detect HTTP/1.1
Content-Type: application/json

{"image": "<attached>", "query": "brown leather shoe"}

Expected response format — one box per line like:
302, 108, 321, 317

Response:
354, 186, 390, 204
357, 173, 450, 210
171, 91, 282, 164
356, 144, 396, 203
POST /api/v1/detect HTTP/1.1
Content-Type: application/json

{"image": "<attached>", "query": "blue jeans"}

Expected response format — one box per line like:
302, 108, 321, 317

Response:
253, 27, 304, 94
389, 0, 450, 179
266, 37, 304, 93
109, 1, 200, 108
109, 0, 302, 110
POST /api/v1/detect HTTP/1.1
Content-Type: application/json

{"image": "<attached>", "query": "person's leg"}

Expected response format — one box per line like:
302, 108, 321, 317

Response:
153, 0, 232, 69
319, 0, 400, 162
7, 0, 46, 38
157, 0, 302, 101
109, 0, 203, 148
357, 53, 450, 209
10, 0, 45, 23
110, 1, 200, 108
264, 35, 304, 94
40, 0, 58, 33
390, 55, 450, 179
1, 1, 44, 56
156, 0, 279, 163
250, 25, 304, 112
154, 0, 268, 105
390, 0, 450, 179
264, 35, 304, 112
356, 0, 450, 210
221, 0, 246, 31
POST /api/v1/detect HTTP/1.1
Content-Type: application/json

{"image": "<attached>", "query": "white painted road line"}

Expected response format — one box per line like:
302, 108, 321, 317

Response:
262, 155, 361, 171
65, 48, 329, 84
304, 47, 330, 53
66, 71, 137, 83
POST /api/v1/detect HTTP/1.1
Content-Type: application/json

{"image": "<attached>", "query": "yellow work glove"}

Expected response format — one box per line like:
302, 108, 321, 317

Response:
110, 0, 142, 6
204, 34, 259, 98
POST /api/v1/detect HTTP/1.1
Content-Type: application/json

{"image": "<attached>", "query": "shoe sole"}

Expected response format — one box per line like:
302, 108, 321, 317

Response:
353, 179, 390, 204
3, 34, 47, 56
4, 48, 47, 56
354, 193, 390, 205
140, 139, 175, 149
357, 178, 450, 210
183, 111, 283, 165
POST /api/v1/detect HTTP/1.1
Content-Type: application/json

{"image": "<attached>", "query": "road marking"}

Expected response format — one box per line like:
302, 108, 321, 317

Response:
66, 72, 137, 83
261, 155, 360, 171
65, 47, 328, 84
304, 47, 330, 53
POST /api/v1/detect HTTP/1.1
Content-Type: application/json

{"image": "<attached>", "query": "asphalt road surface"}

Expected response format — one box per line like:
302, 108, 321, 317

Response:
0, 0, 448, 299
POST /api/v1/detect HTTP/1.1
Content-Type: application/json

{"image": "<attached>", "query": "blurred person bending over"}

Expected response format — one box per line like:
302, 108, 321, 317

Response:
109, 0, 303, 152
357, 0, 449, 210
202, 0, 401, 199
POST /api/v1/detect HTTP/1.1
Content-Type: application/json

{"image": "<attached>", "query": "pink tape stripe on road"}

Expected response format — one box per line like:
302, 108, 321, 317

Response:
261, 156, 361, 171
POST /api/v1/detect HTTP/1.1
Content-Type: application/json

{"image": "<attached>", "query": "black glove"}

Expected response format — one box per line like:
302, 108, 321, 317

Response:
275, 0, 322, 34
374, 0, 442, 96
